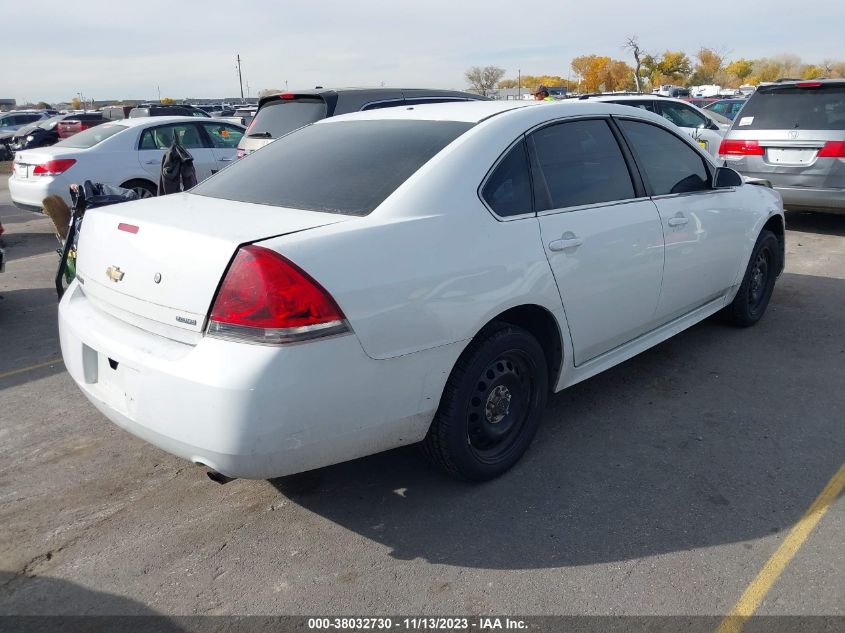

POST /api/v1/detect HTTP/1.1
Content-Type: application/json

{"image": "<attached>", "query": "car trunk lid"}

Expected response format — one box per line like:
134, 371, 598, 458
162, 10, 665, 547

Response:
74, 193, 348, 342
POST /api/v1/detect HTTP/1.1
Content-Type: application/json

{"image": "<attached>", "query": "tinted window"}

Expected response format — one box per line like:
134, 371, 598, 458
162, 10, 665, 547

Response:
202, 123, 244, 148
194, 120, 473, 216
737, 84, 845, 130
529, 119, 635, 210
618, 120, 710, 195
139, 124, 206, 150
659, 102, 707, 129
54, 123, 127, 148
481, 141, 532, 217
248, 99, 327, 138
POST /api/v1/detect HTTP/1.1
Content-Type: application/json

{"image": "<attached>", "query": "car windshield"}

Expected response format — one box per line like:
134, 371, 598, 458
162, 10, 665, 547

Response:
247, 98, 327, 138
194, 119, 474, 216
737, 84, 845, 130
55, 123, 127, 148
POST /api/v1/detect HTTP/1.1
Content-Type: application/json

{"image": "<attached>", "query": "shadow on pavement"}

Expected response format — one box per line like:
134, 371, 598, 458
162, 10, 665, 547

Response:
0, 572, 182, 625
271, 273, 845, 570
785, 210, 845, 237
0, 287, 62, 389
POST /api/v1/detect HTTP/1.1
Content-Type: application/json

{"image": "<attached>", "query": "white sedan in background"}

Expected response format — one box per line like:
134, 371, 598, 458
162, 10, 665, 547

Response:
587, 95, 730, 158
58, 101, 784, 482
9, 116, 244, 211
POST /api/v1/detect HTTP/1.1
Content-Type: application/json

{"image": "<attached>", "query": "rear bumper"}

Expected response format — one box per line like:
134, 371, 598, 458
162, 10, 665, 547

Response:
8, 173, 69, 210
58, 281, 451, 479
775, 186, 845, 213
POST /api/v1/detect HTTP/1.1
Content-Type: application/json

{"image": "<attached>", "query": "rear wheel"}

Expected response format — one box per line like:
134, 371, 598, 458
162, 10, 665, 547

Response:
121, 179, 157, 199
423, 323, 548, 481
722, 229, 780, 326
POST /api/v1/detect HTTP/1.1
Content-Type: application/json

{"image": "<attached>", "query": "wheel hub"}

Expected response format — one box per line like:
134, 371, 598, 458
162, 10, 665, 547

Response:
485, 385, 512, 424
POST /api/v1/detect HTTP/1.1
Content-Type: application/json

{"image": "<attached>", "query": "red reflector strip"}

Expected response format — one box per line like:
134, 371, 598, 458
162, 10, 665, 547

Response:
118, 223, 139, 234
796, 82, 823, 88
818, 141, 845, 158
280, 93, 295, 100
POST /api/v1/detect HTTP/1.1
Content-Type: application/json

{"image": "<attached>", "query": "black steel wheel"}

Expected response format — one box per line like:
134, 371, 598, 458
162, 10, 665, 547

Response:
423, 323, 548, 481
723, 229, 780, 327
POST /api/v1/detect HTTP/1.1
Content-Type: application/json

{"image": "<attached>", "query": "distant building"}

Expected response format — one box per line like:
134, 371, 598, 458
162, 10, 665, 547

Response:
0, 98, 16, 112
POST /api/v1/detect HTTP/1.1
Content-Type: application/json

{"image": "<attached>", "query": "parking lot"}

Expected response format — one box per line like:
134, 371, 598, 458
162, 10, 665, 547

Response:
0, 170, 843, 619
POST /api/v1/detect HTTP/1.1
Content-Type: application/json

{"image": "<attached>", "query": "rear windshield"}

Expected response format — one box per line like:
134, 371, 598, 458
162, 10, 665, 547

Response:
247, 98, 328, 138
738, 84, 845, 130
194, 119, 473, 216
55, 123, 127, 148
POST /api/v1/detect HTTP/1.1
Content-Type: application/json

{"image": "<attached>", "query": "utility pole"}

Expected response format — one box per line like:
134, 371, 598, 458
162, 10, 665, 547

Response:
157, 85, 161, 102
518, 69, 521, 100
236, 54, 245, 103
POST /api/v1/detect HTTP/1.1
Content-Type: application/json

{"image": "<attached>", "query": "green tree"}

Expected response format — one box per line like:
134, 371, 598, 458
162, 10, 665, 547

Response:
160, 97, 177, 105
35, 102, 51, 110
70, 97, 82, 110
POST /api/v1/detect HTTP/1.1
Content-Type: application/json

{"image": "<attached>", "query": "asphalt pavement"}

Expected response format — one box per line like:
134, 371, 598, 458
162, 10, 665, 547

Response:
0, 172, 842, 619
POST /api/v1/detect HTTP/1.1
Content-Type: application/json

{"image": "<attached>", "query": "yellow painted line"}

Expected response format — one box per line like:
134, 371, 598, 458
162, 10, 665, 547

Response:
714, 462, 845, 633
0, 357, 63, 380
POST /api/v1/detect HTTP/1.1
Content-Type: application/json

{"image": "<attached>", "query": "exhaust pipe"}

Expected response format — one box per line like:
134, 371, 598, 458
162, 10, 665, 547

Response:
206, 469, 236, 485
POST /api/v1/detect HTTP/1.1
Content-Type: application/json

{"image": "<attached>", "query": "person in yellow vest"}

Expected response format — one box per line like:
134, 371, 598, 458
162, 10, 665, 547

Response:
533, 86, 554, 101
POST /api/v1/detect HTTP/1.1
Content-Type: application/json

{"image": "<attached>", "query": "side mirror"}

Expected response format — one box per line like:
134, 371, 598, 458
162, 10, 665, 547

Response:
714, 166, 743, 188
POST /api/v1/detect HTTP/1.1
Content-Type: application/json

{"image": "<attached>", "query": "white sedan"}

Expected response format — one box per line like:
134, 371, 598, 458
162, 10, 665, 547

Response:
587, 95, 730, 158
58, 101, 784, 482
9, 116, 245, 211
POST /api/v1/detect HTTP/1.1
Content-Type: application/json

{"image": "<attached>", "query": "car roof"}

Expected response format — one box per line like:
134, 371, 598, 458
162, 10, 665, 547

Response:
760, 78, 845, 87
321, 99, 678, 126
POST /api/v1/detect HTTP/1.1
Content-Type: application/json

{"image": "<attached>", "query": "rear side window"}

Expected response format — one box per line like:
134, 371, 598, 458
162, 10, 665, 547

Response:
618, 120, 710, 196
139, 124, 205, 149
737, 85, 845, 130
193, 120, 473, 216
529, 119, 635, 210
481, 141, 532, 217
248, 98, 327, 138
54, 123, 127, 148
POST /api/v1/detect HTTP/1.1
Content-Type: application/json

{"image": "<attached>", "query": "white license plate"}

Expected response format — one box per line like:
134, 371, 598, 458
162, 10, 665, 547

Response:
16, 164, 27, 179
766, 148, 817, 165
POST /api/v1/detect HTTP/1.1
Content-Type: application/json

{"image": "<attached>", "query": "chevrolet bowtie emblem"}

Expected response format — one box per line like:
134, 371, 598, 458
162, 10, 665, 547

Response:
106, 266, 125, 282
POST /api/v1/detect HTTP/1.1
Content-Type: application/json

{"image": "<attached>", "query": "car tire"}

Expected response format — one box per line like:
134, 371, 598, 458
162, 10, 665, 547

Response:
722, 229, 780, 327
121, 179, 157, 199
423, 322, 548, 481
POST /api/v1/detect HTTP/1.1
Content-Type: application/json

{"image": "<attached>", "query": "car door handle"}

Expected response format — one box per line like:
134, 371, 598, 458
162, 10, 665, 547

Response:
548, 235, 584, 251
144, 159, 159, 165
668, 216, 689, 227
219, 157, 235, 162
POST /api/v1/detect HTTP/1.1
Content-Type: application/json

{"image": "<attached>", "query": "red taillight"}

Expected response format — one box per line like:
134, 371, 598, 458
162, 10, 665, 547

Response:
237, 148, 246, 159
718, 139, 764, 157
33, 159, 76, 176
279, 93, 295, 100
796, 82, 823, 88
118, 223, 139, 234
207, 245, 348, 344
818, 141, 845, 158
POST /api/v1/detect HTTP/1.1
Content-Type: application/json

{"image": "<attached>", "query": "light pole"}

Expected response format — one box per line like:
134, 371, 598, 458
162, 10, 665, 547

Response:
236, 54, 245, 103
518, 69, 521, 100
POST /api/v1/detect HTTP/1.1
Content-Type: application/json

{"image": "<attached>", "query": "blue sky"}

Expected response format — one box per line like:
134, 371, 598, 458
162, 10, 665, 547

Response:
7, 0, 844, 103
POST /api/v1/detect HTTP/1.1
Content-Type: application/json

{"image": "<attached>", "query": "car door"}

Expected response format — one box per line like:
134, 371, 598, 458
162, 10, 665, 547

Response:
656, 100, 724, 157
200, 122, 244, 171
616, 118, 750, 323
528, 118, 665, 365
137, 122, 219, 182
